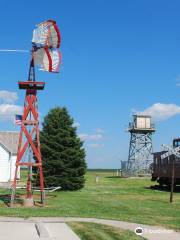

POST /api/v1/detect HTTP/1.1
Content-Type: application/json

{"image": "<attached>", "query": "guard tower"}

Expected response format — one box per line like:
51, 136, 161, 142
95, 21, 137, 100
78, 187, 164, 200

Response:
127, 115, 155, 175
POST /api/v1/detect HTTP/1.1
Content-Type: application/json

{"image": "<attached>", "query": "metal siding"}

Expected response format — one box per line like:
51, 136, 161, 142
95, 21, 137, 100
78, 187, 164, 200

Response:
136, 116, 145, 129
0, 146, 19, 182
136, 116, 151, 129
10, 156, 20, 181
0, 145, 10, 182
145, 117, 151, 128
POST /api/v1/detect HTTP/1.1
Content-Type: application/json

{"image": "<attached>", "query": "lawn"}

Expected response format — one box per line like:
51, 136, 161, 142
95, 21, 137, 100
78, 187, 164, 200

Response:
0, 170, 180, 230
68, 222, 146, 240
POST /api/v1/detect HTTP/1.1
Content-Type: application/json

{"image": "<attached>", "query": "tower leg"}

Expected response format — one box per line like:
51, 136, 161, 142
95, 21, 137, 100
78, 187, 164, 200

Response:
10, 166, 18, 207
11, 84, 45, 207
39, 165, 45, 205
127, 132, 153, 175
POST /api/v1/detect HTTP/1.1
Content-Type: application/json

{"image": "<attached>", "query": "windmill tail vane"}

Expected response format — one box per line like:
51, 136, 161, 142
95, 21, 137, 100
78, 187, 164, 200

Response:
0, 49, 29, 52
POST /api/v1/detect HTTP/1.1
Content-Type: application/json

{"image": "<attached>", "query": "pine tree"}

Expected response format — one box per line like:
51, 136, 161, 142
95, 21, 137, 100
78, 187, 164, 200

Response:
39, 107, 87, 190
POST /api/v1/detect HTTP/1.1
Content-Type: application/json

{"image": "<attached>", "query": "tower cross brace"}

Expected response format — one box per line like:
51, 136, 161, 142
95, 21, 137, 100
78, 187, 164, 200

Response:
127, 132, 153, 174
10, 58, 45, 206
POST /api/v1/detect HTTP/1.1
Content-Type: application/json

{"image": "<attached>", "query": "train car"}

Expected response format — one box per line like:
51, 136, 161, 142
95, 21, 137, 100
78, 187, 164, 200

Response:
151, 138, 180, 186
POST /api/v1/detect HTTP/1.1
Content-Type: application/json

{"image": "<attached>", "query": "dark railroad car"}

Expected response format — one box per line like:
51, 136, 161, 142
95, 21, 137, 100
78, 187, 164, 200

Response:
151, 138, 180, 186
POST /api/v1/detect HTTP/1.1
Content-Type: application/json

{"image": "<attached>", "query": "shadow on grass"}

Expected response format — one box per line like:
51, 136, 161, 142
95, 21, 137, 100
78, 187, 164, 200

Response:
146, 185, 180, 193
106, 176, 122, 179
106, 176, 128, 179
0, 194, 23, 207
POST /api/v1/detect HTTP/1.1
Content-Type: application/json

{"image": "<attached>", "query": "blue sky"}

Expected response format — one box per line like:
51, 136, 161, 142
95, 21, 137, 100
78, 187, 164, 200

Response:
1, 0, 180, 168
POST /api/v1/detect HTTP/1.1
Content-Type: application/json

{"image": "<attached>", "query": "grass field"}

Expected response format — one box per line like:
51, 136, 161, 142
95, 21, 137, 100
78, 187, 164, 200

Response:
68, 222, 146, 240
0, 170, 180, 230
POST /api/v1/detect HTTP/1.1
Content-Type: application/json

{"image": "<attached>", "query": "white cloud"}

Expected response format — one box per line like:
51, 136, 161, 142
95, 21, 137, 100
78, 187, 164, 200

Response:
0, 90, 18, 104
139, 103, 180, 121
89, 143, 104, 148
72, 122, 81, 128
0, 104, 23, 121
0, 90, 22, 122
89, 134, 103, 140
79, 133, 103, 141
96, 128, 105, 133
79, 134, 88, 141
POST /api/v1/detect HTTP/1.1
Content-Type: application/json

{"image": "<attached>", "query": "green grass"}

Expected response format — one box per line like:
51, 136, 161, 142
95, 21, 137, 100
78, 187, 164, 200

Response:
0, 170, 180, 230
68, 222, 146, 240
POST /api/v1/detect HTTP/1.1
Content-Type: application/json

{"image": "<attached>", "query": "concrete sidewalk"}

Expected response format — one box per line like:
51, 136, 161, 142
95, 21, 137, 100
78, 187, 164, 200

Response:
0, 217, 180, 240
0, 222, 39, 240
0, 219, 80, 240
30, 217, 180, 240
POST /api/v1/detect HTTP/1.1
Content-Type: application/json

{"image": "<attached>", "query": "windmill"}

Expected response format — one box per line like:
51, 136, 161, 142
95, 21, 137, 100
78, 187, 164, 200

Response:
10, 20, 62, 207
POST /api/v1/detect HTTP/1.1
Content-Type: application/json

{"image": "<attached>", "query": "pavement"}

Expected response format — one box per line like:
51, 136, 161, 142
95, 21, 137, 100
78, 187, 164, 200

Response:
0, 218, 80, 240
0, 217, 179, 240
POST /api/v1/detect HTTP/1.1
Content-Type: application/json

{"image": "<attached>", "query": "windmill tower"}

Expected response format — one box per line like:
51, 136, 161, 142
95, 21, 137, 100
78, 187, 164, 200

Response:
127, 115, 155, 175
10, 20, 62, 207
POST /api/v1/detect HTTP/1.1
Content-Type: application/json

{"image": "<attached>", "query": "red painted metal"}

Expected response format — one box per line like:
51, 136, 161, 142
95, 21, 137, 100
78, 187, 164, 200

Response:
44, 47, 52, 72
53, 22, 61, 48
10, 20, 61, 207
10, 58, 45, 206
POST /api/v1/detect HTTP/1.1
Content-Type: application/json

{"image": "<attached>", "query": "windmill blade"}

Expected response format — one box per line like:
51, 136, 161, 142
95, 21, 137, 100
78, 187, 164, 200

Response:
33, 47, 62, 73
32, 20, 61, 48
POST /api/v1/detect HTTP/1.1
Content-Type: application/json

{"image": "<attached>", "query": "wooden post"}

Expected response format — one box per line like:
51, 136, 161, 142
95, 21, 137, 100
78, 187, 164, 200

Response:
170, 156, 175, 203
95, 176, 99, 183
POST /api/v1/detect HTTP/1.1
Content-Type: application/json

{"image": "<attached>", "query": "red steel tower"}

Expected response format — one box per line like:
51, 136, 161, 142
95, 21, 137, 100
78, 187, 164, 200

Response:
10, 20, 61, 206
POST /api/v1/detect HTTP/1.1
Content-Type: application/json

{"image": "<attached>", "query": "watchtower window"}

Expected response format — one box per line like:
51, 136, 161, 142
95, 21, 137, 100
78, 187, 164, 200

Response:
173, 139, 180, 148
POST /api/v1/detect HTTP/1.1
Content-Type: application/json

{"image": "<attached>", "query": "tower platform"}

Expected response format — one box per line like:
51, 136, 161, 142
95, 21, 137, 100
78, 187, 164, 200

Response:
18, 81, 45, 90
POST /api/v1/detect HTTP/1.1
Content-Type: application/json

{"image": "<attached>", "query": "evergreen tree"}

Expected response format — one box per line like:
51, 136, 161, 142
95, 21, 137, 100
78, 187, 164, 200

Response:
39, 107, 87, 190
